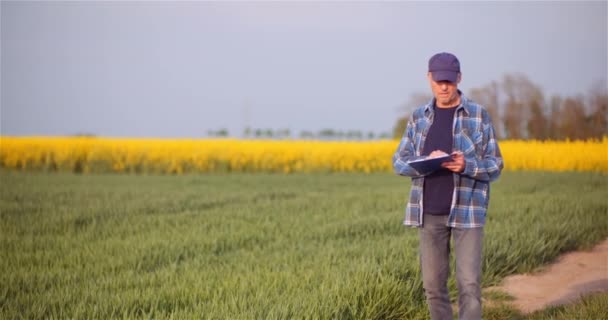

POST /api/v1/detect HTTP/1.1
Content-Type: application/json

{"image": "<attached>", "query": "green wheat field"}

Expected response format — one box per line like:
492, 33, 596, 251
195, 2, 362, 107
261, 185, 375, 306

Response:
1, 171, 607, 319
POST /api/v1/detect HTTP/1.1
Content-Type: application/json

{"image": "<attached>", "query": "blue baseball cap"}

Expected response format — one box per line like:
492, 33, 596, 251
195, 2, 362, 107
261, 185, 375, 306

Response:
428, 52, 460, 83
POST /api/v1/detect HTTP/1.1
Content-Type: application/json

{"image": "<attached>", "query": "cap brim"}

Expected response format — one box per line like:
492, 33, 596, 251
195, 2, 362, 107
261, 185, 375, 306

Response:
431, 71, 458, 83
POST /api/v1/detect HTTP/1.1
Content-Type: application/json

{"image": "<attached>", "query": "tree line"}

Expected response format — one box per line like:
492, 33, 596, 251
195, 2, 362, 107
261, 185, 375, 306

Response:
393, 73, 607, 140
207, 128, 392, 140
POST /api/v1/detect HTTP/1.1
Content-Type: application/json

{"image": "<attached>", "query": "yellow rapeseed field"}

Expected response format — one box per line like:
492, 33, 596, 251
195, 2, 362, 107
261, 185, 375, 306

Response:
0, 137, 606, 174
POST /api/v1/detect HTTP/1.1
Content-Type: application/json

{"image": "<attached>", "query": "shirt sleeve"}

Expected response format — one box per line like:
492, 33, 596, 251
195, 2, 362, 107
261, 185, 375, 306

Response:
392, 118, 426, 177
461, 113, 504, 182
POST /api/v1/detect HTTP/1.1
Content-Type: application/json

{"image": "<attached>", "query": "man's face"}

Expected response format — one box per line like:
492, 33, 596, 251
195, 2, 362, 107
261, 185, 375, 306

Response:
427, 72, 461, 108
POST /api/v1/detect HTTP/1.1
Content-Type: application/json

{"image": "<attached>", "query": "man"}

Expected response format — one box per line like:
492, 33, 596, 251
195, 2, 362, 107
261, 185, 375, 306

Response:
392, 52, 503, 320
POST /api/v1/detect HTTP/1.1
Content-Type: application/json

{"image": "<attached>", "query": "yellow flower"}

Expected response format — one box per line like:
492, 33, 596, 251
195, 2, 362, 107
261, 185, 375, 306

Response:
1, 137, 606, 174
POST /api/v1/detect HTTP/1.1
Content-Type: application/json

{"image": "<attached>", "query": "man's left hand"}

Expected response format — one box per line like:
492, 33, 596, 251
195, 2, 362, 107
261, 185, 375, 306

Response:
442, 151, 465, 173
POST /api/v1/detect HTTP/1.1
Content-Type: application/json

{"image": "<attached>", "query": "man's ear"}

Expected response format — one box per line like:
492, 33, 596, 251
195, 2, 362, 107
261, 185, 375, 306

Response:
427, 72, 433, 81
457, 73, 462, 84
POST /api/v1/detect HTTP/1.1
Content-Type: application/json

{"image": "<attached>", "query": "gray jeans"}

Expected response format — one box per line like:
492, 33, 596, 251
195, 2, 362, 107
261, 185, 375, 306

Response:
419, 214, 483, 320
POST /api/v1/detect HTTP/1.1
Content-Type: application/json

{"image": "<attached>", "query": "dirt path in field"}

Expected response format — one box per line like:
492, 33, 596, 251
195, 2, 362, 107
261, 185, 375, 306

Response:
486, 238, 608, 314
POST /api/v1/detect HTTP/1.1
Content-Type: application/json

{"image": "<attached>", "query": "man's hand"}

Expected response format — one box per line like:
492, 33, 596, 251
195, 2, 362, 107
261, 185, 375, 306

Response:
442, 151, 465, 173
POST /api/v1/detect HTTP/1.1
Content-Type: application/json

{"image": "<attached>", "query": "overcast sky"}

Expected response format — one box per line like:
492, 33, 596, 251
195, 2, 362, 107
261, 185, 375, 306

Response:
1, 1, 606, 138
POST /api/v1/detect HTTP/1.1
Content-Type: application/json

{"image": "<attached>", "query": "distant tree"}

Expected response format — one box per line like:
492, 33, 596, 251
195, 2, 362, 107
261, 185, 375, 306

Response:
527, 96, 549, 140
277, 128, 291, 139
207, 128, 229, 137
502, 75, 526, 139
546, 95, 563, 139
243, 127, 252, 138
559, 96, 588, 140
255, 128, 263, 138
72, 132, 97, 137
354, 131, 361, 140
367, 132, 375, 140
587, 81, 608, 139
336, 131, 345, 140
264, 129, 274, 138
318, 129, 336, 140
468, 81, 503, 138
379, 132, 391, 139
501, 74, 545, 139
346, 130, 363, 140
217, 128, 229, 137
299, 130, 314, 139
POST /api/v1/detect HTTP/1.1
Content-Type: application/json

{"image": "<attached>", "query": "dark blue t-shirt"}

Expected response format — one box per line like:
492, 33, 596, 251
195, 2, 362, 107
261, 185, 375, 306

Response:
422, 105, 457, 215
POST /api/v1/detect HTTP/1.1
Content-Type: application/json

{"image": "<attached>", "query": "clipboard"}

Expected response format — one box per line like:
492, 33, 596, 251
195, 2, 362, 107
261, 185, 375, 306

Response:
407, 154, 452, 175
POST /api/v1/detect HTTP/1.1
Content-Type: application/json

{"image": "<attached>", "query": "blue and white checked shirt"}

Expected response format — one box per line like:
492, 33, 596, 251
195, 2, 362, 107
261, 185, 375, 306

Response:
393, 93, 504, 228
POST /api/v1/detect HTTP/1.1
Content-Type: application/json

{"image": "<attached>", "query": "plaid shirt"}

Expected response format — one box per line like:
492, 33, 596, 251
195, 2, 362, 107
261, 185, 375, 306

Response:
393, 93, 503, 228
